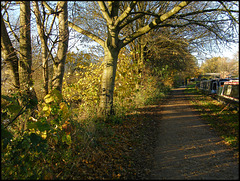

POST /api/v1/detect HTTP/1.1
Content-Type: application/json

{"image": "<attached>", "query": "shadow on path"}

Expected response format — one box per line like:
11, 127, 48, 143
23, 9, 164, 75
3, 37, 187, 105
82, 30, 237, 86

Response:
143, 87, 239, 180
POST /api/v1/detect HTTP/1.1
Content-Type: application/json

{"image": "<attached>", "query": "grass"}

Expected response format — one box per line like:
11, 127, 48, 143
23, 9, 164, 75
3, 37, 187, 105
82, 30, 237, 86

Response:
184, 83, 239, 153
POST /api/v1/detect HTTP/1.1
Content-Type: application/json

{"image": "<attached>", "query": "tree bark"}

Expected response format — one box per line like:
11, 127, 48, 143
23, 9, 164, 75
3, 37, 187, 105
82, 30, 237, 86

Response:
99, 46, 119, 116
18, 1, 38, 114
51, 2, 69, 93
19, 1, 34, 92
33, 1, 49, 95
1, 13, 20, 91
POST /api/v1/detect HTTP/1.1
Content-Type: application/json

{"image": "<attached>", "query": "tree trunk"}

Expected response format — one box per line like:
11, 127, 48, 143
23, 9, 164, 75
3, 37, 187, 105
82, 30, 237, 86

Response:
133, 36, 145, 90
33, 1, 49, 95
49, 60, 54, 91
1, 13, 20, 91
18, 1, 38, 117
19, 1, 35, 94
42, 43, 49, 95
51, 1, 69, 93
99, 46, 119, 116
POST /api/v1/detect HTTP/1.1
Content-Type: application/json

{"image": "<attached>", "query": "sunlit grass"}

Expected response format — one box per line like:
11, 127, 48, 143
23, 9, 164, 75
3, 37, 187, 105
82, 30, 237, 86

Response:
185, 84, 239, 151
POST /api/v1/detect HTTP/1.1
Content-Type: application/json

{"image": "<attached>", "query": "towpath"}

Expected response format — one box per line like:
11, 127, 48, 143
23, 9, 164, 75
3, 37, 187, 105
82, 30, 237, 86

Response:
150, 87, 239, 180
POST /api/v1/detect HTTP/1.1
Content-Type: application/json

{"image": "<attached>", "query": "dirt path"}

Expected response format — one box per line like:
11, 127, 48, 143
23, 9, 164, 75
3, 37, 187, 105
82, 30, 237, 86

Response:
149, 87, 239, 180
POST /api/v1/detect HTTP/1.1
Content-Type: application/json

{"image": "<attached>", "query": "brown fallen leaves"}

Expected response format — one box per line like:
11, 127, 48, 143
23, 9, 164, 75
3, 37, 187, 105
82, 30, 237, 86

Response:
48, 108, 160, 180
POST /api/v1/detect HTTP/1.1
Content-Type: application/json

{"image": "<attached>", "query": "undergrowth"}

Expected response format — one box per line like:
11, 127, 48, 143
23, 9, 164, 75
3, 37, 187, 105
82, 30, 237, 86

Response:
1, 50, 172, 179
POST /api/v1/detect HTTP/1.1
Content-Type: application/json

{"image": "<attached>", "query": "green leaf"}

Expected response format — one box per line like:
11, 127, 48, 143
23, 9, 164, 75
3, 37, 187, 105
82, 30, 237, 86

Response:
1, 95, 16, 103
37, 121, 51, 132
27, 97, 38, 108
29, 121, 51, 132
29, 133, 42, 146
6, 104, 22, 114
36, 141, 48, 154
51, 89, 63, 102
1, 128, 13, 139
62, 134, 72, 145
27, 122, 38, 130
44, 89, 63, 104
1, 126, 13, 149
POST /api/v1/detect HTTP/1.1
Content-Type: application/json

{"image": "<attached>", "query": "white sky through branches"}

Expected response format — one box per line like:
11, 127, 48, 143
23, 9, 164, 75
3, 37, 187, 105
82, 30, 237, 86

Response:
3, 1, 239, 66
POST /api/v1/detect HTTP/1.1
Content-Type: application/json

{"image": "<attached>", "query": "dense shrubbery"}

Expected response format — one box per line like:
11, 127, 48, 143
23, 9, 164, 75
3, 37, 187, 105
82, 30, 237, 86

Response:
1, 51, 172, 179
1, 89, 74, 179
62, 50, 171, 119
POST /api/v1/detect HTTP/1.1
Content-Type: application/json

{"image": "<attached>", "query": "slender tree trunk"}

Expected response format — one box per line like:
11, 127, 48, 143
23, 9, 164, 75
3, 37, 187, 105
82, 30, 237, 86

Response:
49, 60, 54, 91
99, 46, 119, 116
19, 1, 35, 97
33, 1, 49, 95
42, 43, 49, 95
19, 1, 38, 121
1, 13, 20, 91
133, 37, 145, 90
51, 1, 69, 93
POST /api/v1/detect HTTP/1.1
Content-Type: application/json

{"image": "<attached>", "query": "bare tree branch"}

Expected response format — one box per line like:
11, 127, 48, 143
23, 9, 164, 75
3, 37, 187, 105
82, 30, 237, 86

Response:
98, 1, 113, 26
68, 21, 105, 47
2, 10, 19, 43
172, 8, 239, 19
43, 1, 105, 47
119, 13, 145, 30
114, 1, 137, 27
218, 1, 239, 24
119, 1, 191, 48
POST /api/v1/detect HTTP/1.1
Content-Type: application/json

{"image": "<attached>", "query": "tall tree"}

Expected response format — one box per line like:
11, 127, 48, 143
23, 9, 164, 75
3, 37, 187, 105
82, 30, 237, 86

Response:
33, 1, 49, 95
44, 1, 238, 117
33, 1, 69, 96
19, 1, 37, 103
1, 1, 69, 100
50, 1, 69, 93
1, 13, 20, 91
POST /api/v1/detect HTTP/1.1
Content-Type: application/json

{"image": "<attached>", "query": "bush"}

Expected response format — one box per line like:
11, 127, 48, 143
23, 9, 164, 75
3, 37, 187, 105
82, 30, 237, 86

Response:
1, 51, 172, 179
1, 89, 74, 179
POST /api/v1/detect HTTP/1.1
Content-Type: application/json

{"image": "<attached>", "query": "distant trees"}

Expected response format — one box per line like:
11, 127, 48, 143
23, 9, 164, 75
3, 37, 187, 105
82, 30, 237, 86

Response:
144, 29, 195, 71
200, 55, 239, 78
143, 29, 199, 86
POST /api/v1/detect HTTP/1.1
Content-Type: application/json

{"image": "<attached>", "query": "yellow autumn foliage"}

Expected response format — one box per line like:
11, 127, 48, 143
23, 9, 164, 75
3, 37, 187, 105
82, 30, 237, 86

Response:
44, 89, 63, 104
42, 103, 51, 117
59, 102, 70, 120
62, 60, 103, 115
62, 48, 170, 119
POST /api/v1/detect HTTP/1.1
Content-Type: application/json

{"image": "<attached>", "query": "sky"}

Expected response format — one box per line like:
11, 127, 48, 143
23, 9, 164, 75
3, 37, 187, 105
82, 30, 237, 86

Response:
214, 44, 239, 59
3, 1, 239, 67
69, 37, 239, 67
194, 43, 239, 67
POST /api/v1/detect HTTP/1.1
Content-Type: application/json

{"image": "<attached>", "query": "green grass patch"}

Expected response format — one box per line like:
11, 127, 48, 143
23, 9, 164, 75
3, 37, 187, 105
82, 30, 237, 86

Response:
185, 84, 239, 151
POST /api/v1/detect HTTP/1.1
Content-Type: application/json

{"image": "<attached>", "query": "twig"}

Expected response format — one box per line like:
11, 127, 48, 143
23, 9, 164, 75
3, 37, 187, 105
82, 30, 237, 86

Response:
218, 103, 230, 115
4, 105, 26, 129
